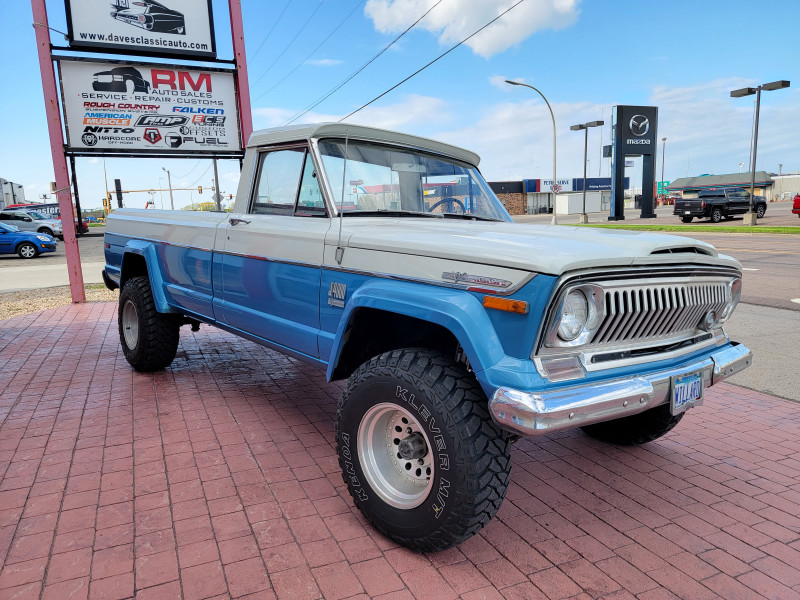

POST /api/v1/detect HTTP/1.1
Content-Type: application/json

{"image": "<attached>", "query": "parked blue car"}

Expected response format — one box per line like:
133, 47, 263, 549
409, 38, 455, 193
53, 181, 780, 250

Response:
0, 222, 57, 258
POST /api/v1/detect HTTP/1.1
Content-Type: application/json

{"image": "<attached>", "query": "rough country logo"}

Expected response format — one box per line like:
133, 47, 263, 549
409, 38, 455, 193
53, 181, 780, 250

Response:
143, 128, 162, 145
81, 132, 98, 146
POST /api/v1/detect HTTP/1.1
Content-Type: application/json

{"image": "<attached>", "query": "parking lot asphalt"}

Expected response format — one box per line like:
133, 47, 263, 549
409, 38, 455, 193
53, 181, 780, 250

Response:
2, 303, 800, 600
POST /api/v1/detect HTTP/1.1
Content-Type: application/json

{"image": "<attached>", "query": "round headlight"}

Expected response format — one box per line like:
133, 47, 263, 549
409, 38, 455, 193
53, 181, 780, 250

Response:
557, 290, 589, 341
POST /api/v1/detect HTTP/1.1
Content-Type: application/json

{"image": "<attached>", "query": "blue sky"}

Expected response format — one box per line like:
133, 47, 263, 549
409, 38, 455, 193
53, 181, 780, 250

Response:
1, 0, 798, 210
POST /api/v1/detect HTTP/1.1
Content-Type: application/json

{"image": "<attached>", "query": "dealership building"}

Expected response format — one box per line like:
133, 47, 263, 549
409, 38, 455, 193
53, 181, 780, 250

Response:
489, 177, 630, 216
665, 172, 775, 199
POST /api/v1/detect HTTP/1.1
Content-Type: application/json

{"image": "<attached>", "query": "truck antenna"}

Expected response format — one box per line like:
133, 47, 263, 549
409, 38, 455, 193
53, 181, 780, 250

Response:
336, 129, 349, 264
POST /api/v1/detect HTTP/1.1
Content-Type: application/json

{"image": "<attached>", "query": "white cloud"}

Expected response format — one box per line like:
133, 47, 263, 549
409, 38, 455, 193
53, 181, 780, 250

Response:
364, 0, 581, 58
306, 58, 343, 67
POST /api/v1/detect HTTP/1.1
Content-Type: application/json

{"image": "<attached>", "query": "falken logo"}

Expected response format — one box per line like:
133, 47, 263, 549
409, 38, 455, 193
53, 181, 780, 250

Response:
328, 282, 347, 308
629, 115, 650, 137
441, 272, 512, 288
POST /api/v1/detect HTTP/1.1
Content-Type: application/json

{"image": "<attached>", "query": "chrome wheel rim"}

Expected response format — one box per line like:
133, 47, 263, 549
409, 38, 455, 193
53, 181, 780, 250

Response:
121, 300, 139, 350
20, 245, 35, 258
357, 403, 434, 509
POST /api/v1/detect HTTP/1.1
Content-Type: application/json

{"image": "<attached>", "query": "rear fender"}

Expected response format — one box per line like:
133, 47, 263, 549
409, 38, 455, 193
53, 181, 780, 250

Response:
325, 279, 506, 382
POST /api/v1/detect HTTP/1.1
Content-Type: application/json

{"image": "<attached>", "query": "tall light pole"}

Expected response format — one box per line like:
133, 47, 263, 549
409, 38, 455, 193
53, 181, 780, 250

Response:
570, 120, 604, 223
660, 137, 667, 204
506, 80, 559, 225
162, 167, 174, 210
731, 80, 790, 225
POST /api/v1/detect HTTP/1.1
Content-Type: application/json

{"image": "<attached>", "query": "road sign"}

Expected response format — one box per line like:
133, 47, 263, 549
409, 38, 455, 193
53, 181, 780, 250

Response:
550, 184, 562, 193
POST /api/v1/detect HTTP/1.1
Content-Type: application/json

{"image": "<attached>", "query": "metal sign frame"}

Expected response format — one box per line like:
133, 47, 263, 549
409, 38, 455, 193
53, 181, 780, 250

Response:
56, 55, 244, 159
64, 0, 217, 60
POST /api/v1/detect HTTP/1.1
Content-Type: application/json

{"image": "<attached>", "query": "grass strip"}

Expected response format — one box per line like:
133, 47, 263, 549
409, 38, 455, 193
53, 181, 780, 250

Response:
574, 224, 800, 235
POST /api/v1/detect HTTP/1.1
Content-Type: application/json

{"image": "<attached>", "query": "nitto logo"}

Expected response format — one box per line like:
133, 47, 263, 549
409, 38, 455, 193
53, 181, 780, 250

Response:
629, 115, 650, 137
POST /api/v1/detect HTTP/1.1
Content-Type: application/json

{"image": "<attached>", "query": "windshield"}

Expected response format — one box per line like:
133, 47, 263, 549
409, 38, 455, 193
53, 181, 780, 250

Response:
317, 139, 511, 221
0, 222, 20, 232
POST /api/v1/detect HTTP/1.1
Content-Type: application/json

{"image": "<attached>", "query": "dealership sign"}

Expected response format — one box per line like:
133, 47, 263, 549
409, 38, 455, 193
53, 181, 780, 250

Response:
65, 0, 216, 59
58, 59, 241, 154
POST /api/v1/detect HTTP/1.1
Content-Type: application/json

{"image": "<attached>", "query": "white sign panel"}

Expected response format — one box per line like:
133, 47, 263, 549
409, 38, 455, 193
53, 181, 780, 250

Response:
66, 0, 216, 59
59, 59, 241, 155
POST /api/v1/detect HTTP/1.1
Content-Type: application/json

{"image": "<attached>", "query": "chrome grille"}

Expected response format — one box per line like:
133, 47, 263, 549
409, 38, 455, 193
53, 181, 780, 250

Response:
592, 281, 729, 345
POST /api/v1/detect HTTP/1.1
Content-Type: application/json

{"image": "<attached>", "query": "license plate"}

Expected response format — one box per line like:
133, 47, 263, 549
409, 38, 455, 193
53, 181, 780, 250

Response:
671, 372, 703, 415
684, 210, 691, 214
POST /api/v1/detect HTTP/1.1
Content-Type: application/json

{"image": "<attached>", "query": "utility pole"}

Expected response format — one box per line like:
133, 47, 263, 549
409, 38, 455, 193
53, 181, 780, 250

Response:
212, 158, 222, 211
163, 167, 174, 210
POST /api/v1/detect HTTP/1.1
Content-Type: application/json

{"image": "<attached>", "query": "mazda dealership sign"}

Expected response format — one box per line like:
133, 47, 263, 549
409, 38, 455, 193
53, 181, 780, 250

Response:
65, 0, 216, 59
58, 58, 241, 155
617, 105, 658, 154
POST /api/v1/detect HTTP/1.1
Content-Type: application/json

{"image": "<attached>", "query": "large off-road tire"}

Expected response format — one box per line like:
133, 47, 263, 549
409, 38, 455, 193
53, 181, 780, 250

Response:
710, 207, 723, 223
336, 349, 512, 552
681, 216, 693, 223
118, 276, 180, 372
581, 403, 684, 445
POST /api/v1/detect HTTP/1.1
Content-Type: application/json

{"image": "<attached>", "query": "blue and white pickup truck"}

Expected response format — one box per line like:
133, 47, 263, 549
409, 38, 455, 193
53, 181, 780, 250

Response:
103, 123, 752, 552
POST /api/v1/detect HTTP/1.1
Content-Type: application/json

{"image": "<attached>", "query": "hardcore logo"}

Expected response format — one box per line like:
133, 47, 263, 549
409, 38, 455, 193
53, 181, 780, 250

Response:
143, 128, 162, 145
81, 132, 98, 146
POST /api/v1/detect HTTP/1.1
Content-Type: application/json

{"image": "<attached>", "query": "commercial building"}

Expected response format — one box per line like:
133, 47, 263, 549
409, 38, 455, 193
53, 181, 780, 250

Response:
666, 172, 774, 199
0, 178, 26, 209
489, 177, 630, 215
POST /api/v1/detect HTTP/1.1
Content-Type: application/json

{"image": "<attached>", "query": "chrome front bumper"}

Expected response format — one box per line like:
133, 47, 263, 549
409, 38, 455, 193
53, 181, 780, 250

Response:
489, 343, 752, 437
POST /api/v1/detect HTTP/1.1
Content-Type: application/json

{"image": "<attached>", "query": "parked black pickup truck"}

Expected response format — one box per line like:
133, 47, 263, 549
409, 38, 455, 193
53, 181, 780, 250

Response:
674, 187, 767, 223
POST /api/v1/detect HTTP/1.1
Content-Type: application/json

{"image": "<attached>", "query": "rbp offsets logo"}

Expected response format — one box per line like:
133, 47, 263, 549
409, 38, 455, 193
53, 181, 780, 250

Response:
629, 115, 650, 137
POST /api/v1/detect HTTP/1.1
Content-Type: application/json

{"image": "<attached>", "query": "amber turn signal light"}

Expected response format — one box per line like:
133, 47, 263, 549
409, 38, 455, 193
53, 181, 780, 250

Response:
483, 296, 528, 314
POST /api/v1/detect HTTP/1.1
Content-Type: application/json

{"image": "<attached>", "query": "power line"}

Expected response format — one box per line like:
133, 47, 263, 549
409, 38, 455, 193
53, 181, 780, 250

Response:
253, 0, 365, 103
249, 0, 291, 62
284, 0, 442, 126
188, 164, 212, 188
251, 1, 326, 88
340, 0, 526, 122
173, 159, 203, 180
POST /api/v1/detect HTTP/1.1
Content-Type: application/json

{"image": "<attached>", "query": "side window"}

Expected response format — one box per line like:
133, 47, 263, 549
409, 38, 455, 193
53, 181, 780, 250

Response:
0, 214, 8, 221
295, 153, 327, 217
250, 149, 305, 215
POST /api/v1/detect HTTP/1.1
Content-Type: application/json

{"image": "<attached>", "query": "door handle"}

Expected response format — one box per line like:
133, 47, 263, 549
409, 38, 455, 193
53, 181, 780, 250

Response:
229, 217, 251, 226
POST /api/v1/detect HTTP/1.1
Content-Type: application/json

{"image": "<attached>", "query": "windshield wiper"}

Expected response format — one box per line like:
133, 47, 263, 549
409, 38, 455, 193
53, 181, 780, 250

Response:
440, 213, 501, 222
342, 210, 442, 218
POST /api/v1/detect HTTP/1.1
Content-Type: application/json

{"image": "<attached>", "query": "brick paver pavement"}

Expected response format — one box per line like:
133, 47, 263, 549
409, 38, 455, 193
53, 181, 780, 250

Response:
1, 303, 799, 600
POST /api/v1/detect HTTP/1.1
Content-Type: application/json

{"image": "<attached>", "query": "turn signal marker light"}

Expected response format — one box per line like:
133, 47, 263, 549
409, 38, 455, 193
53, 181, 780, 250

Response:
483, 296, 528, 314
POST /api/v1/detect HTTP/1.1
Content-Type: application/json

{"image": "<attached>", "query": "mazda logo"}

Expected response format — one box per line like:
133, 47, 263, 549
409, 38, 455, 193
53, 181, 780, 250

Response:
629, 115, 649, 137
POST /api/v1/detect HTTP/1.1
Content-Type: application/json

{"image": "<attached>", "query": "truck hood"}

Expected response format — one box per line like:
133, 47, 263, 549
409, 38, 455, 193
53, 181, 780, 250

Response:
338, 218, 738, 276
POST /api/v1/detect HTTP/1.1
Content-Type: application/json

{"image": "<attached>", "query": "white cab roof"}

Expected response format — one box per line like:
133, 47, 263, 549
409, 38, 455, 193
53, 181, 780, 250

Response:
247, 123, 481, 167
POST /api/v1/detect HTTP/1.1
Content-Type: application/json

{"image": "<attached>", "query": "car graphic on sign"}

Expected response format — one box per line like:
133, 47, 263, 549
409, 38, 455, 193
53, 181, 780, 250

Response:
92, 67, 151, 94
110, 0, 186, 35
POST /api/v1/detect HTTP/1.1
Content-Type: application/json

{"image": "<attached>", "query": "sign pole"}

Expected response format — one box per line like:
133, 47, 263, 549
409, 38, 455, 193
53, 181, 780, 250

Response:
229, 0, 253, 148
31, 0, 85, 303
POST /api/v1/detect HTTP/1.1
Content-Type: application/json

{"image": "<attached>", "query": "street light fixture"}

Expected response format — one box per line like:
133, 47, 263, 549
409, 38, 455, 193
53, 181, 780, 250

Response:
730, 80, 790, 225
569, 120, 604, 223
506, 80, 559, 224
162, 167, 174, 210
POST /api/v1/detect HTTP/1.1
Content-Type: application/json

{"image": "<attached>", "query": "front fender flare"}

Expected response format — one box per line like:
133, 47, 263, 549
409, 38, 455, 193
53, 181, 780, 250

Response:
121, 240, 174, 313
325, 279, 506, 382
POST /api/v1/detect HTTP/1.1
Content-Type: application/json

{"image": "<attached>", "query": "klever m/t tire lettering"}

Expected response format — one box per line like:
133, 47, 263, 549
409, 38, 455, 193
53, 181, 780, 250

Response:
335, 348, 511, 552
